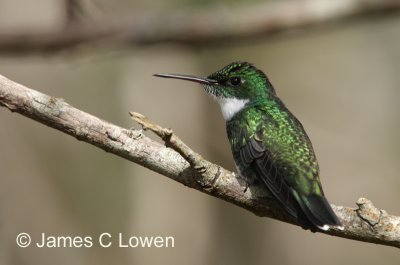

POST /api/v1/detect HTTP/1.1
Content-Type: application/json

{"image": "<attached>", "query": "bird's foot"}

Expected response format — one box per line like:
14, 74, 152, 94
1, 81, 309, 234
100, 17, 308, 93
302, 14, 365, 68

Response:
234, 172, 250, 193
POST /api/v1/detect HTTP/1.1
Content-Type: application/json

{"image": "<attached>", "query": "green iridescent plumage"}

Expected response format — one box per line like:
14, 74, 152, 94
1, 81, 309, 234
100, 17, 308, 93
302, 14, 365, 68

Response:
155, 62, 342, 231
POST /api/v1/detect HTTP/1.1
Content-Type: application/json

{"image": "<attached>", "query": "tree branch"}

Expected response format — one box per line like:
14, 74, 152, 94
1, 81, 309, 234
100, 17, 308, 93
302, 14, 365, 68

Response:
0, 74, 399, 248
1, 0, 400, 54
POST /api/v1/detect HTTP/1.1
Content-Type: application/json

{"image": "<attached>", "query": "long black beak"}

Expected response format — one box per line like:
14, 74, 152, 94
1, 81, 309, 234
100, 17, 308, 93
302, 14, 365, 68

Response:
154, 73, 218, 85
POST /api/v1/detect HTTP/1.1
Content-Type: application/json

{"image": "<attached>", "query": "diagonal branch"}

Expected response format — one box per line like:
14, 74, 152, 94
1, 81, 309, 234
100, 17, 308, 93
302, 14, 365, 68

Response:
0, 74, 399, 248
1, 0, 400, 54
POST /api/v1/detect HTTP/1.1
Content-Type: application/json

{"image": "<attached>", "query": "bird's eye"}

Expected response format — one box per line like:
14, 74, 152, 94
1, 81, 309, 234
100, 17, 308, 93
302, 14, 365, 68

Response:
229, 77, 242, 86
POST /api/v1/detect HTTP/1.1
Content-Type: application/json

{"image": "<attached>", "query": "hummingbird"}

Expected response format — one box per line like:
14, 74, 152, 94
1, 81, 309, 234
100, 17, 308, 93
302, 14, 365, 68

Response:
154, 62, 343, 231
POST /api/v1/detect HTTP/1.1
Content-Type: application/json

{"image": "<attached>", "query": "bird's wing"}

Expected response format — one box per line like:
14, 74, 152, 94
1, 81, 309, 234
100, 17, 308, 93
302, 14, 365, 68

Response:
228, 104, 342, 228
244, 136, 301, 218
228, 117, 301, 219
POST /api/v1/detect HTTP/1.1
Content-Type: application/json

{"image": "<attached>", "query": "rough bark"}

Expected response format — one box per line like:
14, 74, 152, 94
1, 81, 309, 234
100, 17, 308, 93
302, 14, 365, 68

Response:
0, 74, 399, 248
0, 0, 399, 54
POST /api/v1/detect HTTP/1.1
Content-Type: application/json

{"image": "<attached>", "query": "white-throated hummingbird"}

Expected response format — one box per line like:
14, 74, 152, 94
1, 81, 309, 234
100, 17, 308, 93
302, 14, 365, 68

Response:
154, 62, 342, 231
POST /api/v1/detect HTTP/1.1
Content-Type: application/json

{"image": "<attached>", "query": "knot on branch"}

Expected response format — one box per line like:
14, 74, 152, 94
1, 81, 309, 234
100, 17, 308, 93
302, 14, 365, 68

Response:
356, 198, 382, 227
354, 198, 400, 245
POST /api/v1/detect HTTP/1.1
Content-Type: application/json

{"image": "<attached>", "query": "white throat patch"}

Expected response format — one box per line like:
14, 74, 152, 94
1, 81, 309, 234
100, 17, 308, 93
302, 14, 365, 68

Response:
217, 98, 249, 121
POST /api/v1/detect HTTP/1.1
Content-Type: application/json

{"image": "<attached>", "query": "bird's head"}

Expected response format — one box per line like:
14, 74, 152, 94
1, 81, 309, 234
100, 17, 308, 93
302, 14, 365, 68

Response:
155, 61, 275, 120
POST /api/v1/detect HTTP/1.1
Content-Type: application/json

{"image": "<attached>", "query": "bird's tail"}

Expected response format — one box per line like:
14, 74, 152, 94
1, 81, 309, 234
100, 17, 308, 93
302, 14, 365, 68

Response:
295, 193, 343, 231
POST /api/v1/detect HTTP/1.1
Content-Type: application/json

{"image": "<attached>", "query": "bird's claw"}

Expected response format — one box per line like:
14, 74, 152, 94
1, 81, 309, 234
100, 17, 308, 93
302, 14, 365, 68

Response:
234, 172, 250, 193
243, 182, 249, 193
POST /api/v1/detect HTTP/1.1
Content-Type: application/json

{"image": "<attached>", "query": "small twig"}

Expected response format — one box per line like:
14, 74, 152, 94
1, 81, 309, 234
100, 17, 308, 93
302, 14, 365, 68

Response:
130, 112, 206, 173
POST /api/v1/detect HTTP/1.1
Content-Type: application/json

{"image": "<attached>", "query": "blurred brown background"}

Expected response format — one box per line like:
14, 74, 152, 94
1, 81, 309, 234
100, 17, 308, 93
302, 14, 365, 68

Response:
0, 0, 399, 264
